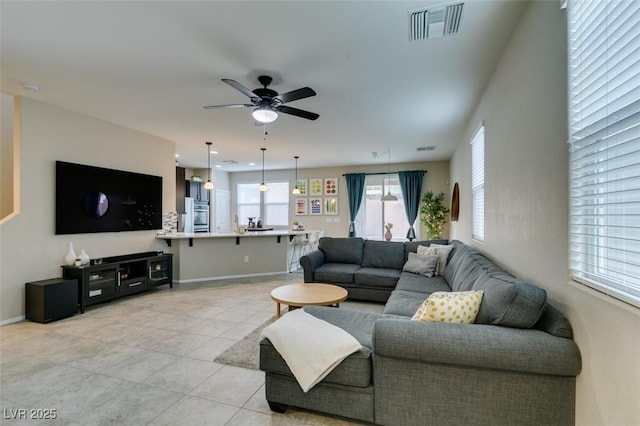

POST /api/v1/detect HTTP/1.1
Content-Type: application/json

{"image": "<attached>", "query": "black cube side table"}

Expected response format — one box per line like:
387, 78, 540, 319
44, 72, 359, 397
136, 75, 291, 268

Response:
25, 278, 78, 323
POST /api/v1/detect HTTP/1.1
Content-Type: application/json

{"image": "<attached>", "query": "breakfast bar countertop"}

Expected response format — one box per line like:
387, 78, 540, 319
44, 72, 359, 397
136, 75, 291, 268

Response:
156, 229, 315, 247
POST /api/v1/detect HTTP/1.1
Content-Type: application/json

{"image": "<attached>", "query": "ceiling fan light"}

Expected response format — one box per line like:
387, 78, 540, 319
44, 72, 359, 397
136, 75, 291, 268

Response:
252, 107, 278, 123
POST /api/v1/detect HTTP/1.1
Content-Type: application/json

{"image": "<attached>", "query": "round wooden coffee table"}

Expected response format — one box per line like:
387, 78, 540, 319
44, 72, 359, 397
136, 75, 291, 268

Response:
270, 283, 348, 318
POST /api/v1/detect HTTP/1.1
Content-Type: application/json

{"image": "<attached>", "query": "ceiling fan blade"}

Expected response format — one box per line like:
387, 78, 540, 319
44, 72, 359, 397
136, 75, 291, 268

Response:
274, 87, 316, 104
222, 78, 261, 101
203, 103, 254, 110
276, 105, 319, 121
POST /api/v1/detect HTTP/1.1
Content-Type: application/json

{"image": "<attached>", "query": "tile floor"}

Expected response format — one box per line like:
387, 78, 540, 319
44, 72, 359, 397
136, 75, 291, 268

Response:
0, 273, 369, 425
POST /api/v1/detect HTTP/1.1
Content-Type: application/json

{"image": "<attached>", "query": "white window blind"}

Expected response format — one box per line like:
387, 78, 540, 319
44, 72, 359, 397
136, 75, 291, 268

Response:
471, 125, 485, 242
264, 182, 289, 226
237, 183, 260, 227
568, 0, 640, 307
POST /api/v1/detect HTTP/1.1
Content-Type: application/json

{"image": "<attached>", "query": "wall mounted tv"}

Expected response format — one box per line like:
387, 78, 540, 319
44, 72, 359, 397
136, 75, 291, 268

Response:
56, 161, 163, 235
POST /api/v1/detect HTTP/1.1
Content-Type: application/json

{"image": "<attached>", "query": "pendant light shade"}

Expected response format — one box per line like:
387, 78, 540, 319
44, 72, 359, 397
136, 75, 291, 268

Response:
380, 149, 397, 202
292, 156, 301, 195
259, 148, 268, 192
253, 106, 278, 124
204, 142, 214, 190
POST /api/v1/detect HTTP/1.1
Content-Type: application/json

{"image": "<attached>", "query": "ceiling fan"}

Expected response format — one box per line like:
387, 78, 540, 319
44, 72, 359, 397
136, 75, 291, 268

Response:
203, 75, 319, 123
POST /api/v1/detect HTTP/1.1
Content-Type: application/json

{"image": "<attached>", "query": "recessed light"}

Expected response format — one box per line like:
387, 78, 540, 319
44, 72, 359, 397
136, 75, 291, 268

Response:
248, 162, 256, 166
215, 165, 222, 168
175, 154, 180, 157
210, 151, 218, 155
22, 83, 40, 91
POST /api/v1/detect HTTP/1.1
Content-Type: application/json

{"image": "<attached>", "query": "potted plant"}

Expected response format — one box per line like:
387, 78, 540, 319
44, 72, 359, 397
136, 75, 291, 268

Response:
420, 190, 449, 239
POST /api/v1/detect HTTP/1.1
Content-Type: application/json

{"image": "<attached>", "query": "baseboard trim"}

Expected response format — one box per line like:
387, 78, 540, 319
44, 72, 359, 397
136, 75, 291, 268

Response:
175, 271, 288, 284
1, 315, 25, 326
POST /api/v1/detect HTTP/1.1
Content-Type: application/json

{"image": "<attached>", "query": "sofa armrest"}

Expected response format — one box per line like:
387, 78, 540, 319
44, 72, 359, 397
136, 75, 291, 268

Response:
373, 318, 581, 377
300, 250, 325, 283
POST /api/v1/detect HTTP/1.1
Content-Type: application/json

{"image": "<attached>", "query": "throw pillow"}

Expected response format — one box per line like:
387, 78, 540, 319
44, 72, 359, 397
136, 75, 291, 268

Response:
416, 245, 438, 256
429, 244, 454, 276
402, 253, 439, 277
412, 290, 484, 324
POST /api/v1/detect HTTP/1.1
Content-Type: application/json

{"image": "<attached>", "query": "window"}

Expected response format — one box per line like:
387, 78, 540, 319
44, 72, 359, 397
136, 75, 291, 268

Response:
471, 125, 485, 242
567, 0, 640, 307
356, 174, 412, 240
264, 182, 290, 226
236, 182, 289, 226
237, 183, 261, 225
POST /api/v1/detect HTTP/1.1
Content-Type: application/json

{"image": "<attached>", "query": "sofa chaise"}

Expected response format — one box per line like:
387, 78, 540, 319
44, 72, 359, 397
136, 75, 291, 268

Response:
259, 239, 582, 426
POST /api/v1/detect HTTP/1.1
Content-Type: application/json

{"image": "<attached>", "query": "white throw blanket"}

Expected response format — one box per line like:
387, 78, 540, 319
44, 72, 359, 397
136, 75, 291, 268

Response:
259, 308, 362, 392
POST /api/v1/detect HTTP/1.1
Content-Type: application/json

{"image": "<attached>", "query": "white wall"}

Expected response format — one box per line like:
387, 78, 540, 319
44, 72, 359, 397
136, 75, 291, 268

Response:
229, 161, 450, 238
0, 98, 175, 324
1, 94, 17, 221
449, 3, 639, 425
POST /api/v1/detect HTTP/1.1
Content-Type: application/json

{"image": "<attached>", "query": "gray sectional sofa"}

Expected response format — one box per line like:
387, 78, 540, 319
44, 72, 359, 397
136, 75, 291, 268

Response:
299, 237, 448, 302
259, 239, 582, 425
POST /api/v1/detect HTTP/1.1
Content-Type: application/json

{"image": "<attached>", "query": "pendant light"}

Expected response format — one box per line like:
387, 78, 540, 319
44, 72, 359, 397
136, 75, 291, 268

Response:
292, 156, 301, 195
204, 142, 214, 190
381, 149, 398, 202
259, 148, 268, 192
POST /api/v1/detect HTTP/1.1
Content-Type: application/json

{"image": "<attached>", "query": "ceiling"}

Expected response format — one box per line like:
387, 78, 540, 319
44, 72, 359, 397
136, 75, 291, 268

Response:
1, 1, 526, 172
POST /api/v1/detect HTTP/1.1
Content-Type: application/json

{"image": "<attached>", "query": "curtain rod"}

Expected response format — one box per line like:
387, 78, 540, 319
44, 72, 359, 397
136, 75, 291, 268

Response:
342, 170, 428, 177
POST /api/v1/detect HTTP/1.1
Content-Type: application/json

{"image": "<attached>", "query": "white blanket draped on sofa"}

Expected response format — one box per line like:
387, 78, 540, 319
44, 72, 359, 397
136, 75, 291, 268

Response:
259, 308, 362, 392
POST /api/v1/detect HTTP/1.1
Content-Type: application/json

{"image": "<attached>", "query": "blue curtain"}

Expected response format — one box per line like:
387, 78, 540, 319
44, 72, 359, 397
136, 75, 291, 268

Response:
345, 173, 366, 237
399, 170, 425, 241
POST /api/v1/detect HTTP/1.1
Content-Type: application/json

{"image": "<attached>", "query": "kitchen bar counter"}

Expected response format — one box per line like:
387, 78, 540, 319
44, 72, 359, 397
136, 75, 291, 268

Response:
157, 229, 313, 247
157, 230, 319, 283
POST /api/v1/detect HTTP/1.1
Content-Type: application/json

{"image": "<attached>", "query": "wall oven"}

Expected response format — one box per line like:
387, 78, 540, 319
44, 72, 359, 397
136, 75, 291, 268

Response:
193, 202, 210, 232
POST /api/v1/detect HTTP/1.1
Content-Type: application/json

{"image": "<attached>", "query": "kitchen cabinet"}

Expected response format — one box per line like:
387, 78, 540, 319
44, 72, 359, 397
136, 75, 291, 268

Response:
186, 180, 209, 203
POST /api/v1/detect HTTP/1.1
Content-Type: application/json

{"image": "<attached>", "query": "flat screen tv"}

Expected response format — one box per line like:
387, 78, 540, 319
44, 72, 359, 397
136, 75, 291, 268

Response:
56, 161, 163, 235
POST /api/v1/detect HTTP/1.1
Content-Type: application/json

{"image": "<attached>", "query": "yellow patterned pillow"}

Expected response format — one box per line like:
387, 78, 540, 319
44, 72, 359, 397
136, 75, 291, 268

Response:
412, 291, 484, 324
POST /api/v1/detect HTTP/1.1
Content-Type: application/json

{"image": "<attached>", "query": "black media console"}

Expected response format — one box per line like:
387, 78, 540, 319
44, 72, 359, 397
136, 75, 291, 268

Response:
62, 251, 173, 313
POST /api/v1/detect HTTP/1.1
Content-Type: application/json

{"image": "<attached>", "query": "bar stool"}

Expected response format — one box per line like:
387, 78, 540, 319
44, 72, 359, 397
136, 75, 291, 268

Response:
289, 234, 309, 272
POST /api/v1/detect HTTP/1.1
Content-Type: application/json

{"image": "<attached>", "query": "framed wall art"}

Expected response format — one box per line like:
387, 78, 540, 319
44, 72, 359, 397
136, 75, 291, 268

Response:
324, 177, 338, 196
295, 179, 308, 196
324, 197, 338, 215
295, 198, 308, 215
309, 197, 323, 215
309, 178, 323, 196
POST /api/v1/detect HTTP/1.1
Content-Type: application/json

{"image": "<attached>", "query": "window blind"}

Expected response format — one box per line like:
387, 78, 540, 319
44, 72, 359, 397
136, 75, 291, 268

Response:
471, 125, 485, 242
568, 0, 640, 307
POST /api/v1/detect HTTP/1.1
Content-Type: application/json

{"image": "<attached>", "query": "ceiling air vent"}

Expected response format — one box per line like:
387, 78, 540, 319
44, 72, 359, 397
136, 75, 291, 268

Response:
409, 2, 464, 42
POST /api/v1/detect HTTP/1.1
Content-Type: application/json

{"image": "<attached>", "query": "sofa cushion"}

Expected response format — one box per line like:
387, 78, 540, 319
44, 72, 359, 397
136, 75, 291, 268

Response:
444, 243, 500, 292
315, 263, 361, 284
533, 303, 574, 339
395, 272, 451, 295
412, 290, 483, 324
260, 306, 381, 388
402, 253, 439, 277
319, 237, 364, 264
354, 268, 401, 289
382, 290, 429, 317
362, 240, 405, 270
404, 239, 449, 261
472, 273, 547, 328
426, 243, 455, 276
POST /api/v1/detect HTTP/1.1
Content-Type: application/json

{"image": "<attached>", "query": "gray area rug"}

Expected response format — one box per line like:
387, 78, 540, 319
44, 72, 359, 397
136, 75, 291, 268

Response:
214, 300, 384, 370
